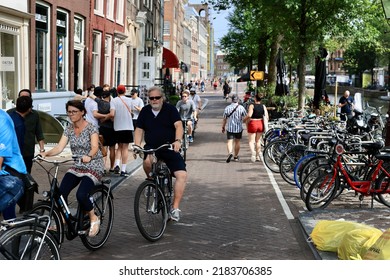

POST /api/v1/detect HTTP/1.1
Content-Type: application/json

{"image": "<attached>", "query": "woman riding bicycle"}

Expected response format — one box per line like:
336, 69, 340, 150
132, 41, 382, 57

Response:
39, 100, 104, 237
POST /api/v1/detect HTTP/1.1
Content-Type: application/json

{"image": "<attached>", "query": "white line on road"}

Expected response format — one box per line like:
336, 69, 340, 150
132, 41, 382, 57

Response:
262, 159, 295, 220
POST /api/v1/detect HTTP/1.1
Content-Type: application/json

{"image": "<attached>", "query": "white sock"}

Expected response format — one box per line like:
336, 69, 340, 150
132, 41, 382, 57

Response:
121, 164, 127, 172
114, 160, 120, 167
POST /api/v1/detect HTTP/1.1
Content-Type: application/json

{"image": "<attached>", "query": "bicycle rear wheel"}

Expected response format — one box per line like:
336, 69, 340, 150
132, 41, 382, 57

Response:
263, 140, 291, 173
134, 181, 167, 242
0, 225, 60, 260
81, 185, 114, 250
279, 148, 305, 185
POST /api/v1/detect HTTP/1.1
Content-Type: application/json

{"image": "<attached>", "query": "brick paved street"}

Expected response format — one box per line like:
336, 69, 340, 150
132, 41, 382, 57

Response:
29, 84, 390, 260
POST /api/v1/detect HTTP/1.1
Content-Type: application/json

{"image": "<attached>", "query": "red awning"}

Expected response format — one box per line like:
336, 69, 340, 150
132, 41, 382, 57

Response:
162, 47, 179, 69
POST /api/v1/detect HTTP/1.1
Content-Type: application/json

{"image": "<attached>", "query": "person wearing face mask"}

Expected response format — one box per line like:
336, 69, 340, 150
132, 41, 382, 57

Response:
133, 86, 187, 222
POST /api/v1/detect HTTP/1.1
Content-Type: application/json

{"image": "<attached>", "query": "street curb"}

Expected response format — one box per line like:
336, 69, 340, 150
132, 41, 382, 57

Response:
108, 157, 143, 191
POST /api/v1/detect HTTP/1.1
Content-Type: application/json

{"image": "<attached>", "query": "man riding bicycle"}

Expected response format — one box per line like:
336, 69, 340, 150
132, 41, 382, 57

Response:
176, 89, 197, 143
133, 86, 187, 222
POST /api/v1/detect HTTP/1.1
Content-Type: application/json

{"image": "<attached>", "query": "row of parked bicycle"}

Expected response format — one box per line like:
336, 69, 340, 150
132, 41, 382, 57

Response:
262, 104, 390, 212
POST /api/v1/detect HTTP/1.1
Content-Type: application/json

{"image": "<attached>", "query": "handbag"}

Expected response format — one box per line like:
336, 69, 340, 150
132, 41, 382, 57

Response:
4, 166, 39, 193
98, 134, 108, 157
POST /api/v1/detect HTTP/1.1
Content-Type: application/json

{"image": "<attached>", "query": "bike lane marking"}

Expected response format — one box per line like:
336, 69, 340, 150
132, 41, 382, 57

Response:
262, 157, 294, 220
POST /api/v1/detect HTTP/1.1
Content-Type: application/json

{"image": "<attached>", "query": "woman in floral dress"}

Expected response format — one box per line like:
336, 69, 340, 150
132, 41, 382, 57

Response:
41, 100, 104, 237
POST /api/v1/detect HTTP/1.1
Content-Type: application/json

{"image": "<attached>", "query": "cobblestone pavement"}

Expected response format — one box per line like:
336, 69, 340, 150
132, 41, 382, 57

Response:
29, 84, 390, 260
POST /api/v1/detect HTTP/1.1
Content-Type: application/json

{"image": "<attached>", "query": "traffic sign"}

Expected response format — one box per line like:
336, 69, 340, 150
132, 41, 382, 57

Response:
250, 71, 264, 81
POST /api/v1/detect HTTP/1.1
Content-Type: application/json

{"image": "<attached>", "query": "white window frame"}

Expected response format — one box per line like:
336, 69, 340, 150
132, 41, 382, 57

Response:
104, 35, 112, 85
106, 0, 114, 21
92, 31, 102, 85
116, 0, 124, 25
35, 2, 51, 91
74, 16, 85, 90
56, 9, 69, 90
94, 0, 104, 16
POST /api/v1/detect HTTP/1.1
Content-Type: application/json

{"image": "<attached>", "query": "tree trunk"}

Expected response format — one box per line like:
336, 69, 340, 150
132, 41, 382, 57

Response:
257, 34, 268, 88
268, 35, 282, 85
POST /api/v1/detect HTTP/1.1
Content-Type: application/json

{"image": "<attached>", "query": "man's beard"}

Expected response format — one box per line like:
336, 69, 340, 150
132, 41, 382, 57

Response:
151, 103, 162, 110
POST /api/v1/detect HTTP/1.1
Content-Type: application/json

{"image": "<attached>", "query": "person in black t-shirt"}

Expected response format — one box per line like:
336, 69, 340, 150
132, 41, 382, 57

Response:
134, 86, 187, 222
338, 90, 354, 121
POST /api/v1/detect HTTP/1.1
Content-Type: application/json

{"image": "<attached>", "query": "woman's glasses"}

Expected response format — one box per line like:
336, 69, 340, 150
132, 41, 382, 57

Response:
67, 110, 80, 115
149, 96, 162, 101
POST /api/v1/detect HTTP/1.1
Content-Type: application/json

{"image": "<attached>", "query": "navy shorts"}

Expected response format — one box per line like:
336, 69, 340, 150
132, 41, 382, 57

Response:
144, 145, 186, 173
115, 130, 133, 144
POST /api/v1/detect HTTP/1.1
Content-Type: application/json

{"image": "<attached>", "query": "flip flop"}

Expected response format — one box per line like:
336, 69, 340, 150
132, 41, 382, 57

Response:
89, 217, 100, 237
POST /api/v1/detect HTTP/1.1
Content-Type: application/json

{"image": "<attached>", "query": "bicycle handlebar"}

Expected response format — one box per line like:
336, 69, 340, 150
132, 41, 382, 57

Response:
33, 155, 76, 165
132, 143, 173, 154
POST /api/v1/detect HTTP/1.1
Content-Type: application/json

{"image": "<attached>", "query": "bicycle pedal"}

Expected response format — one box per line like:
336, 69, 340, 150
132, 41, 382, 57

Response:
78, 230, 88, 236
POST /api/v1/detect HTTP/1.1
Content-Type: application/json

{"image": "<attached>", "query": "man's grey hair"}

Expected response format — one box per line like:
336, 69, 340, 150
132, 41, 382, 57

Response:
147, 86, 166, 100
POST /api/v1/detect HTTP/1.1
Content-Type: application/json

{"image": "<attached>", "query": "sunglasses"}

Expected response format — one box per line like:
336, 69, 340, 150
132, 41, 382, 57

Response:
149, 96, 162, 101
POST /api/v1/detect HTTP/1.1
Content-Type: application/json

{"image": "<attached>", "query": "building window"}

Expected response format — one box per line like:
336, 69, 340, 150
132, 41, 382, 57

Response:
104, 35, 112, 85
116, 0, 124, 24
56, 11, 68, 90
106, 0, 114, 20
163, 21, 170, 35
0, 31, 18, 106
114, 41, 124, 86
35, 4, 49, 91
94, 0, 104, 15
74, 17, 83, 44
92, 31, 102, 85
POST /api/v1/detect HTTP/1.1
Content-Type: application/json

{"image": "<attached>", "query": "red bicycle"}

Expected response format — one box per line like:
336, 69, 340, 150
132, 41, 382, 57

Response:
305, 141, 390, 211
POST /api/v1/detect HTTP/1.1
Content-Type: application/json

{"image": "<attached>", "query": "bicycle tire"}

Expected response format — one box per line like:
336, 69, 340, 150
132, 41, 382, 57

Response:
298, 155, 329, 189
279, 148, 306, 185
375, 171, 390, 207
293, 153, 316, 188
305, 172, 339, 211
29, 201, 64, 245
263, 140, 292, 173
81, 185, 114, 250
134, 181, 167, 242
0, 224, 60, 260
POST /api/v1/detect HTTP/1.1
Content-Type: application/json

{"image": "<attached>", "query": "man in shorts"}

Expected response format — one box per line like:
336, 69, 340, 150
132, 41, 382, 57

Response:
222, 94, 247, 162
134, 86, 186, 222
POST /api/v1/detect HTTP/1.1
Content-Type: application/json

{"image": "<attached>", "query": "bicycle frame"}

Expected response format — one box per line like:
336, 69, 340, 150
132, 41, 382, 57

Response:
329, 155, 390, 195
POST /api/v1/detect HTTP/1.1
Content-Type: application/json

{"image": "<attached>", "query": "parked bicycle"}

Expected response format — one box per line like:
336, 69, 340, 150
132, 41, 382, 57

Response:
0, 214, 60, 260
305, 140, 390, 211
29, 155, 114, 250
132, 144, 174, 242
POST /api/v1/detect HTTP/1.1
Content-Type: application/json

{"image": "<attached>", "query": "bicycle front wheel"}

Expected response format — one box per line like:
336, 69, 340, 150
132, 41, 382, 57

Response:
81, 185, 114, 250
305, 172, 339, 211
134, 181, 167, 242
29, 201, 64, 245
0, 225, 60, 260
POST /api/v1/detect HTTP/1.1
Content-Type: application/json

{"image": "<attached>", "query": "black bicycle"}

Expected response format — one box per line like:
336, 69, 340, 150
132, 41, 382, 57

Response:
0, 214, 60, 260
29, 155, 114, 251
180, 118, 191, 162
133, 144, 173, 242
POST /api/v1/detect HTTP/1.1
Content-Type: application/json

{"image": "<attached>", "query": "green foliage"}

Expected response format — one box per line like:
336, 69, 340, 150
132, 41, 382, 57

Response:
168, 94, 180, 105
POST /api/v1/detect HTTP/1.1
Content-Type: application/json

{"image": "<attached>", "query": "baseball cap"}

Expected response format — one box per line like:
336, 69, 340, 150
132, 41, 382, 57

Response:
231, 94, 239, 102
117, 84, 126, 94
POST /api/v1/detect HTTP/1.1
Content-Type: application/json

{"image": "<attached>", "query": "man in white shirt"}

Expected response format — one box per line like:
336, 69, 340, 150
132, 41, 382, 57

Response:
84, 86, 101, 127
110, 85, 134, 176
129, 88, 144, 128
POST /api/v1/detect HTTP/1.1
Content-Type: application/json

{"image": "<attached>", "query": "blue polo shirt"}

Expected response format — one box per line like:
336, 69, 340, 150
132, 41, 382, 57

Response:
0, 110, 27, 176
137, 102, 181, 148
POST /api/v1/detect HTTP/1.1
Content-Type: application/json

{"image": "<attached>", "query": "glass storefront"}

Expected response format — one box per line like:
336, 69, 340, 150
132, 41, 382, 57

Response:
0, 26, 18, 109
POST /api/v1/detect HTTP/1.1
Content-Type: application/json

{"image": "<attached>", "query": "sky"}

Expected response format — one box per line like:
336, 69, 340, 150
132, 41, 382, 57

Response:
188, 0, 231, 43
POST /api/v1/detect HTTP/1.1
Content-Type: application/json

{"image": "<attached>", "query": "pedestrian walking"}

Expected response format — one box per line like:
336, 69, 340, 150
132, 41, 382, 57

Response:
110, 84, 134, 176
222, 94, 247, 162
7, 89, 45, 212
129, 88, 144, 128
244, 94, 269, 162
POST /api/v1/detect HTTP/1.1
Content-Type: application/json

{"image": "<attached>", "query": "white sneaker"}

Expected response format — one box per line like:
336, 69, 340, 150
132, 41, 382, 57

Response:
170, 208, 181, 222
251, 155, 256, 163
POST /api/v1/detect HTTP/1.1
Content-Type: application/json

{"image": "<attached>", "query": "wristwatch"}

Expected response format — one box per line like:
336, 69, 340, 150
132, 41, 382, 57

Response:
175, 139, 182, 144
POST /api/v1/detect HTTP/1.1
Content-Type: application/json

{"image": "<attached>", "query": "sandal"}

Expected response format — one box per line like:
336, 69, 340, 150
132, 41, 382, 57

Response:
89, 217, 100, 237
